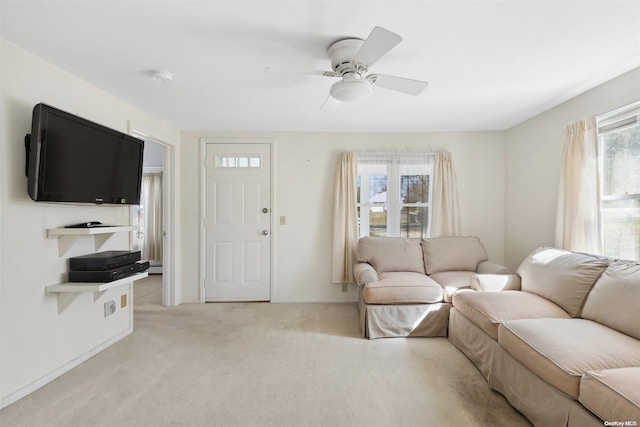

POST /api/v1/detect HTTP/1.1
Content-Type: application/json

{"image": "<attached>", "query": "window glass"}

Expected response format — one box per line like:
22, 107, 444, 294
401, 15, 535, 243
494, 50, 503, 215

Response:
400, 206, 428, 238
368, 207, 388, 237
598, 103, 640, 261
368, 175, 388, 204
357, 153, 433, 238
602, 126, 640, 196
602, 199, 640, 261
215, 155, 261, 168
401, 175, 429, 203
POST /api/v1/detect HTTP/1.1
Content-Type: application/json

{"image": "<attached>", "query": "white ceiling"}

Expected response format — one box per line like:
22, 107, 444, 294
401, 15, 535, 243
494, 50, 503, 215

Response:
1, 1, 639, 132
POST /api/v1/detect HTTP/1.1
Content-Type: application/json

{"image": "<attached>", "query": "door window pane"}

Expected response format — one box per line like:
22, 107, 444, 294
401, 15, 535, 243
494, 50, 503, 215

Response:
215, 155, 261, 168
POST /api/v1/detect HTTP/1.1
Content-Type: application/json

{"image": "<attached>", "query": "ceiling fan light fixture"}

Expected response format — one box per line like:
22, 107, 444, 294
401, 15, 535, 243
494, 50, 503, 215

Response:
329, 77, 373, 102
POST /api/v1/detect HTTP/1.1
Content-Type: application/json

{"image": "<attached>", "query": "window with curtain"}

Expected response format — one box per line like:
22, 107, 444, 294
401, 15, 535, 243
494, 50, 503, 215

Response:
598, 101, 640, 261
357, 153, 434, 238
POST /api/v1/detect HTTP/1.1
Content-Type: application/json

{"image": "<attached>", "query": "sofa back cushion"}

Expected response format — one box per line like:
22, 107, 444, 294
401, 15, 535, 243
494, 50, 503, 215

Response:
421, 236, 488, 274
356, 237, 425, 274
517, 247, 611, 317
582, 260, 640, 340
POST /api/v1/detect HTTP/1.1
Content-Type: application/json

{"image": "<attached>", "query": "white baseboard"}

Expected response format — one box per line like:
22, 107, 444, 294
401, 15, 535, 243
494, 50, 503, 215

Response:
270, 298, 358, 303
1, 327, 133, 409
178, 298, 358, 304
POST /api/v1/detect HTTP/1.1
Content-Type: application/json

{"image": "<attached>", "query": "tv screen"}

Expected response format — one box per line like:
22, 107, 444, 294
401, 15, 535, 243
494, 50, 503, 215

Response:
26, 103, 144, 205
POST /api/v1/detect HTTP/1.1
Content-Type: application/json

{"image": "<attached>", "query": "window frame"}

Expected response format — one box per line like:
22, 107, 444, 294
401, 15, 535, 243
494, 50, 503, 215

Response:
214, 154, 262, 168
596, 101, 640, 260
357, 152, 434, 238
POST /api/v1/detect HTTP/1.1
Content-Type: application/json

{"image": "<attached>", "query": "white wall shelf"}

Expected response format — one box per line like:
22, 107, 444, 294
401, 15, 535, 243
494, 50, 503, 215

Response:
47, 226, 135, 236
46, 272, 148, 294
47, 226, 136, 256
45, 225, 141, 313
46, 272, 148, 314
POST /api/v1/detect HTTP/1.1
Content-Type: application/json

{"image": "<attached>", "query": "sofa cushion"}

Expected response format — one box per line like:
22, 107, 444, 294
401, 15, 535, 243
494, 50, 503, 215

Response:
582, 260, 640, 340
421, 236, 488, 275
357, 237, 425, 274
516, 247, 610, 317
498, 318, 640, 399
429, 271, 476, 302
453, 291, 570, 339
579, 368, 640, 423
362, 272, 443, 304
476, 260, 513, 275
470, 274, 521, 291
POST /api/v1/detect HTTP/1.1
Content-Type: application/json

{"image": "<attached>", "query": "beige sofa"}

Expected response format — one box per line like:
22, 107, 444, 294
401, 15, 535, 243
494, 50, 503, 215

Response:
353, 236, 517, 339
449, 247, 640, 426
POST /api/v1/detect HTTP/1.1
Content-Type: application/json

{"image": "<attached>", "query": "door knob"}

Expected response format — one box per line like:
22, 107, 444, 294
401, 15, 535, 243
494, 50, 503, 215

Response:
262, 208, 269, 213
262, 230, 269, 236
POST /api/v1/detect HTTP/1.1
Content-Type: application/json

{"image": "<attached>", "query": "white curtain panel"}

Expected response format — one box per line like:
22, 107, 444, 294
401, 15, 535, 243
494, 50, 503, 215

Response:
140, 173, 163, 261
431, 151, 462, 237
555, 117, 602, 253
332, 152, 359, 284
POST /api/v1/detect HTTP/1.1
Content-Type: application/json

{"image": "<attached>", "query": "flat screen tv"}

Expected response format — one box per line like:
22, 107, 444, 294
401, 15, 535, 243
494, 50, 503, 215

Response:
25, 103, 144, 205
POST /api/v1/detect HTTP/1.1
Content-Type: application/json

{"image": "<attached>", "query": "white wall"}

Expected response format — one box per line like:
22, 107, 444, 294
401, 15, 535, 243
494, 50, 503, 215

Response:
0, 40, 179, 404
180, 131, 506, 303
505, 67, 640, 270
5, 27, 635, 406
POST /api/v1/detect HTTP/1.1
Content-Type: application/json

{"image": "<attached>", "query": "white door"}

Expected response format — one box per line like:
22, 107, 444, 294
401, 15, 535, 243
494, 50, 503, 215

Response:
204, 143, 271, 301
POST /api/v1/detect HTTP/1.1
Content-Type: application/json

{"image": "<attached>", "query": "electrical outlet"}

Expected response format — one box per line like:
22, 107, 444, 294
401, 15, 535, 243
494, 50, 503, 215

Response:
104, 300, 116, 317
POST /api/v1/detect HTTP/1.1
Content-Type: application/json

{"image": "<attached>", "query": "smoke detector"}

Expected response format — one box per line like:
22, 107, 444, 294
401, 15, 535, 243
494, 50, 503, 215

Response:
151, 71, 173, 83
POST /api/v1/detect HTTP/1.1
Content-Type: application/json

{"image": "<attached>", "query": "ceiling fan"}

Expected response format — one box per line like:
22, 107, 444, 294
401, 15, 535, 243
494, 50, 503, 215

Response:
266, 26, 429, 103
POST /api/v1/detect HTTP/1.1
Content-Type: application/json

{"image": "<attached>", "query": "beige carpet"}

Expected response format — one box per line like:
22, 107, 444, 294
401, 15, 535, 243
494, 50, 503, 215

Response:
134, 274, 164, 306
1, 278, 531, 427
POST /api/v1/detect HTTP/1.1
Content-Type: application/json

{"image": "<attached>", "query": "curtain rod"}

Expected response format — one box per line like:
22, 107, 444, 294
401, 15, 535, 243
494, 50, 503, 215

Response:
354, 150, 443, 154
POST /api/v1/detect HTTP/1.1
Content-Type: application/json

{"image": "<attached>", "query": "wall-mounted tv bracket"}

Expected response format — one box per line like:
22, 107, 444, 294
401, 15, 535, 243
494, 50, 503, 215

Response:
24, 133, 31, 176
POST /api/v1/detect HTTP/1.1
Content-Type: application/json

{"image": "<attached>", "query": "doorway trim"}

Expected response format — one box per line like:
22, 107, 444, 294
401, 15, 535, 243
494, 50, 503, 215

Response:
199, 137, 276, 303
129, 123, 180, 307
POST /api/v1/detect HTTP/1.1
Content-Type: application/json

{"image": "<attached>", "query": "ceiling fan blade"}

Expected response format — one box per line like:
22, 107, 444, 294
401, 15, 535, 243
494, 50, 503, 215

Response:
264, 67, 337, 77
371, 74, 429, 96
354, 26, 402, 68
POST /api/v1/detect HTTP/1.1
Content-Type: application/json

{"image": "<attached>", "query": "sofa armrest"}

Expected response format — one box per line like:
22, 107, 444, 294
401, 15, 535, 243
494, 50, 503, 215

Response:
471, 274, 521, 291
476, 260, 513, 275
353, 262, 378, 287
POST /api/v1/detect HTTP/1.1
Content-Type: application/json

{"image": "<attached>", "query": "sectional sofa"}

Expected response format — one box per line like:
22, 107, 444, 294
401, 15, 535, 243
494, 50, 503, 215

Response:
449, 247, 640, 426
354, 237, 640, 426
